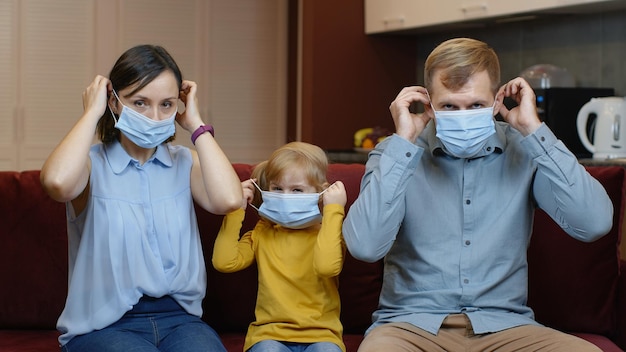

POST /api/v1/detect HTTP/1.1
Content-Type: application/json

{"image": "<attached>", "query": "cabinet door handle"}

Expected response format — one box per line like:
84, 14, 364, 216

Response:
461, 3, 488, 16
382, 16, 405, 29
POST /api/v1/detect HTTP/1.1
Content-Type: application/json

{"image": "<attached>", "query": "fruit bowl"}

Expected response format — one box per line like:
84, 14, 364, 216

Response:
353, 126, 391, 150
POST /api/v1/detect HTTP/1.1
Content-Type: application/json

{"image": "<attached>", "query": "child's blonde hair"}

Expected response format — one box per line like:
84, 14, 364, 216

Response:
251, 142, 328, 207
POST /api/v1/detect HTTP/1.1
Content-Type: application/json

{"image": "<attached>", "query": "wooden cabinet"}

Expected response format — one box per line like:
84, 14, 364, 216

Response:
365, 0, 626, 34
293, 0, 417, 150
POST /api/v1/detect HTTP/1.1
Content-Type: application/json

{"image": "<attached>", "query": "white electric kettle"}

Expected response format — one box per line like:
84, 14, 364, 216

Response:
577, 96, 626, 159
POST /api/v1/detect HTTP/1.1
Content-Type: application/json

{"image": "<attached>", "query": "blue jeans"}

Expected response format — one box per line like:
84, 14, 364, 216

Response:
248, 340, 342, 352
61, 296, 226, 352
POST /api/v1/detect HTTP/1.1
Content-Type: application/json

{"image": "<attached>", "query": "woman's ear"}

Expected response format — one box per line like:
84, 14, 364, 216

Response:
108, 94, 119, 115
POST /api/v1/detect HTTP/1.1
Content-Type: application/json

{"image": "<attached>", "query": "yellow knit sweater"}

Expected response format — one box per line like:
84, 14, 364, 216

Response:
212, 204, 346, 352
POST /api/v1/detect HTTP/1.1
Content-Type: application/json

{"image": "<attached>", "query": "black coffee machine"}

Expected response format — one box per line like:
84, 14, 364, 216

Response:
503, 87, 614, 158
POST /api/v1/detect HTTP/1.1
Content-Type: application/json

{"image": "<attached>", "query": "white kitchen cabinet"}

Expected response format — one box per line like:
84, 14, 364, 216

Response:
365, 0, 460, 34
365, 0, 626, 34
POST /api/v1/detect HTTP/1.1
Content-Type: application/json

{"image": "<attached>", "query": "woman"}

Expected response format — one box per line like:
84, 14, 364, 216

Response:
40, 44, 242, 351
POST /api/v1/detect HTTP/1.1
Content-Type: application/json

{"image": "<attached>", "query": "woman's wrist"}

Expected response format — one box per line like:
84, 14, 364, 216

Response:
191, 125, 215, 145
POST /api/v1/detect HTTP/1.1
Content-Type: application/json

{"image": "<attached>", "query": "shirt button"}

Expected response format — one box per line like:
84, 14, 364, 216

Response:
465, 199, 471, 205
405, 152, 411, 157
541, 136, 545, 142
464, 279, 469, 284
465, 240, 471, 245
486, 146, 492, 151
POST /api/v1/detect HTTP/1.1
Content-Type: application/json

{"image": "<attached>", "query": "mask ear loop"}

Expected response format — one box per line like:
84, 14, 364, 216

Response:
490, 95, 499, 117
108, 90, 122, 124
426, 90, 443, 130
250, 179, 263, 193
425, 90, 438, 114
249, 179, 264, 212
319, 183, 332, 196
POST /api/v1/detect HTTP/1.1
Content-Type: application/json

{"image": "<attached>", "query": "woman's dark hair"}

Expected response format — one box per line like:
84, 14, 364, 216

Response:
97, 44, 183, 144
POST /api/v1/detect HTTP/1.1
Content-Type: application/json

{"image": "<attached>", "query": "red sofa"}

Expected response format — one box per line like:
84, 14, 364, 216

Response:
1, 164, 625, 351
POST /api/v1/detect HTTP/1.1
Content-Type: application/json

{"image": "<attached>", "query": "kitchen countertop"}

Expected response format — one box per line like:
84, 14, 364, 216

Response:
326, 150, 369, 164
578, 158, 626, 167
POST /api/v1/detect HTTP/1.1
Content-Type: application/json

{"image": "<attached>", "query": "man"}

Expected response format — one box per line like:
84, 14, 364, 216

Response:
342, 37, 613, 351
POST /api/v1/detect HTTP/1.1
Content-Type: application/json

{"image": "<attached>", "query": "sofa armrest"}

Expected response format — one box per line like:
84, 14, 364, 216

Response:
616, 260, 626, 350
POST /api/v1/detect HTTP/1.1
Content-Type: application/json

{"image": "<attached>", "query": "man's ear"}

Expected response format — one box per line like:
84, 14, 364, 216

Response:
422, 101, 435, 119
493, 94, 504, 117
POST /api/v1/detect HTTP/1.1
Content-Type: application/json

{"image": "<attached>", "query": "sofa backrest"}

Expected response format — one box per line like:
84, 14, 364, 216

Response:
527, 166, 625, 338
0, 170, 68, 329
0, 164, 623, 339
200, 164, 626, 337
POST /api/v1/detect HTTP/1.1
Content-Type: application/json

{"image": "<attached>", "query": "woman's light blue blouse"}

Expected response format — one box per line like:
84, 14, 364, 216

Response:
57, 141, 206, 346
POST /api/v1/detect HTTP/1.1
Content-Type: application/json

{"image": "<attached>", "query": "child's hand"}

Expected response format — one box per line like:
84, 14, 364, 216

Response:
322, 181, 347, 207
240, 178, 257, 210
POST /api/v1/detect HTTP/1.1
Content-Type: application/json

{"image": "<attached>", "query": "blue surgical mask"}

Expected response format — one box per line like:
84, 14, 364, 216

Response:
250, 180, 327, 229
431, 98, 496, 158
109, 90, 176, 149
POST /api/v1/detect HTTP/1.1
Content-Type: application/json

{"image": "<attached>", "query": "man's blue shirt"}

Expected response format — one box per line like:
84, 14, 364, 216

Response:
343, 121, 613, 335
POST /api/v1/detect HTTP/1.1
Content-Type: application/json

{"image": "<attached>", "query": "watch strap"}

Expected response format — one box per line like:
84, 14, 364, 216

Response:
191, 125, 214, 145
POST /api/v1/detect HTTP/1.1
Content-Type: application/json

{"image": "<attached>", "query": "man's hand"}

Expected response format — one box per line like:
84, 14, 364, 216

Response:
389, 86, 432, 143
497, 77, 542, 136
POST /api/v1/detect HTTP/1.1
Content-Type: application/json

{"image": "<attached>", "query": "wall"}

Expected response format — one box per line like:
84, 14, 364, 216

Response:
412, 9, 626, 95
294, 0, 417, 150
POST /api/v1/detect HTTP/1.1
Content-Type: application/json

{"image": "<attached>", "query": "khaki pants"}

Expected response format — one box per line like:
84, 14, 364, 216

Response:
358, 314, 602, 352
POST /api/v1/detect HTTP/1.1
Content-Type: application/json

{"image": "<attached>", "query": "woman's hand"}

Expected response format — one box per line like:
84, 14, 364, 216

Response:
83, 75, 111, 121
177, 80, 204, 132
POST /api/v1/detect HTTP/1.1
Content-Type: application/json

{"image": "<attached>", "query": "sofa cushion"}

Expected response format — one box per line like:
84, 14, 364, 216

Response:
527, 166, 624, 336
327, 164, 384, 334
0, 171, 67, 329
0, 330, 61, 351
200, 164, 258, 332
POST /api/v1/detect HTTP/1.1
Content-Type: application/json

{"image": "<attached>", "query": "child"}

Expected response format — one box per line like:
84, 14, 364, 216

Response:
212, 141, 348, 352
